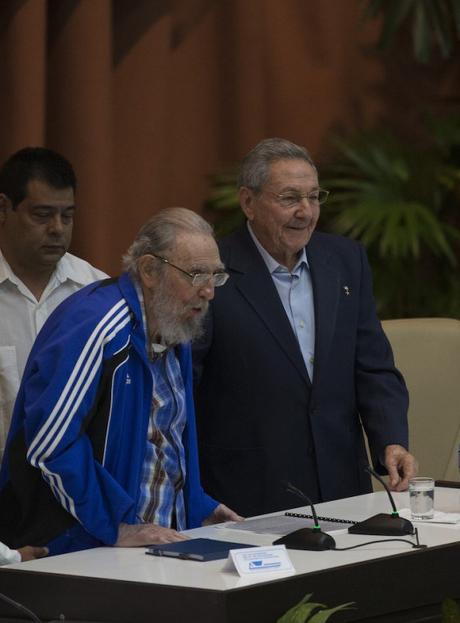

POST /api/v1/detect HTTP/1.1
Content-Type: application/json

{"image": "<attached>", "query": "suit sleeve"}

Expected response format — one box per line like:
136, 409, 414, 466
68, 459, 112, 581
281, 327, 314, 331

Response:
354, 243, 409, 470
21, 301, 135, 545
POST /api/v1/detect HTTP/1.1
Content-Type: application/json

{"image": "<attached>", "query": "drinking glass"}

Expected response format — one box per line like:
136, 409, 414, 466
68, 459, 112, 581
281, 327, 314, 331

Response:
409, 477, 435, 520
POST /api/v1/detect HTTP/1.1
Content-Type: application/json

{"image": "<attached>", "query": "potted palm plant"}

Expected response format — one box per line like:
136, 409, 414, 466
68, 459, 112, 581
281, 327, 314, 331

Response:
319, 113, 460, 318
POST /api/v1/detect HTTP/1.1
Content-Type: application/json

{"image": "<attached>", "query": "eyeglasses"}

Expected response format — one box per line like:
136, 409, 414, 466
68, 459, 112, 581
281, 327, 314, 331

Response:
264, 189, 329, 208
149, 254, 229, 288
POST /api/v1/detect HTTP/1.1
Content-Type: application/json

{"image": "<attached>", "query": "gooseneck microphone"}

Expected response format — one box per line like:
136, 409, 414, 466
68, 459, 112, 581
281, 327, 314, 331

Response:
348, 465, 414, 536
365, 465, 399, 514
284, 481, 322, 528
272, 481, 336, 550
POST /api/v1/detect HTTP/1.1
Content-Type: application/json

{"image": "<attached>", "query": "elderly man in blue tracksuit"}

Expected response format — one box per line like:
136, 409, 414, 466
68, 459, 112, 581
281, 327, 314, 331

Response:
0, 208, 240, 555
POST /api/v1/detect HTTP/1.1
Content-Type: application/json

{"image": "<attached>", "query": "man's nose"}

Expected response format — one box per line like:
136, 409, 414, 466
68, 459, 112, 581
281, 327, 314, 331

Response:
198, 281, 215, 301
295, 196, 315, 217
47, 214, 65, 234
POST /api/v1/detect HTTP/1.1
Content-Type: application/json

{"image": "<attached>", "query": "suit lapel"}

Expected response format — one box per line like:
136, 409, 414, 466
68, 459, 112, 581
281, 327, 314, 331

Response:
223, 227, 310, 385
306, 234, 340, 385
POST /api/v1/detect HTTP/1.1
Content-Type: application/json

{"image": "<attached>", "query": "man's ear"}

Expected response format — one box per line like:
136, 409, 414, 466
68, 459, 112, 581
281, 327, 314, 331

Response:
137, 255, 157, 289
0, 194, 11, 225
239, 187, 256, 221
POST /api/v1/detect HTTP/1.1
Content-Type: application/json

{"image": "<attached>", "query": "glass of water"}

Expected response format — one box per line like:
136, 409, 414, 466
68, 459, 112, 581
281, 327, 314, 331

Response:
409, 477, 435, 519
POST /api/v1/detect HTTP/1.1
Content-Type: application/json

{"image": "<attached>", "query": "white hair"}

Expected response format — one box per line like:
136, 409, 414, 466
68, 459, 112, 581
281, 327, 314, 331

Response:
122, 207, 214, 278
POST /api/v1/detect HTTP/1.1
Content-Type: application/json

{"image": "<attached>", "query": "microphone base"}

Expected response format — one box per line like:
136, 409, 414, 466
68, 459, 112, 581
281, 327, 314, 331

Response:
273, 528, 336, 551
348, 513, 414, 536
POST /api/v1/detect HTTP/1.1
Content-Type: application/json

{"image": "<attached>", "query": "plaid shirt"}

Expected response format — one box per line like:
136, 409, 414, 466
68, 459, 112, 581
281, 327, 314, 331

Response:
135, 286, 187, 529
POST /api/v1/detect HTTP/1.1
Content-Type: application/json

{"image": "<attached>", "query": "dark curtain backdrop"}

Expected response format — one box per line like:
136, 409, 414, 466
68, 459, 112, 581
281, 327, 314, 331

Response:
0, 0, 458, 274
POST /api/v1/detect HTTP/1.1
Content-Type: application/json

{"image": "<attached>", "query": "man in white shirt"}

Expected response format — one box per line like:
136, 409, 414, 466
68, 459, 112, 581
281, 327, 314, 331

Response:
0, 147, 108, 462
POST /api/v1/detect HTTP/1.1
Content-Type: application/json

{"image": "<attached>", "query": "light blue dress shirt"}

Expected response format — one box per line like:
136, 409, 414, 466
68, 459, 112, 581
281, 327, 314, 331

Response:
247, 223, 315, 381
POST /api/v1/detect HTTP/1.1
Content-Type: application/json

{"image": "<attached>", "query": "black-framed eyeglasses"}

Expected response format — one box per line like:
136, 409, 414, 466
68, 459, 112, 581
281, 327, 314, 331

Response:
149, 254, 229, 287
263, 189, 329, 208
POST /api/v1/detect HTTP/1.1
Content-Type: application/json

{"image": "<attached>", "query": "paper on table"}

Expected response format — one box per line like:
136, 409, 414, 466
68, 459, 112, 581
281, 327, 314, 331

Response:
399, 508, 460, 524
215, 514, 348, 536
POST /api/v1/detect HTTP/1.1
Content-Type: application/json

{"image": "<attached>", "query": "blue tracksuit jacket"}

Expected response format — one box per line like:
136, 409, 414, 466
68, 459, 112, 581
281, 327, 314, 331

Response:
0, 273, 218, 554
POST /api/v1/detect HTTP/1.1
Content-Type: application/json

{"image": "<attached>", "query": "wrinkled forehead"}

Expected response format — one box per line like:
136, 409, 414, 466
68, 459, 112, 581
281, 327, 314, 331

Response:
265, 159, 319, 189
171, 231, 222, 268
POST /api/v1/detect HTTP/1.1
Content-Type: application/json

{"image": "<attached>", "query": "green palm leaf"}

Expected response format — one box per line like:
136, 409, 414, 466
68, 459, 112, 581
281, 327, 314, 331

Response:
277, 593, 353, 623
363, 0, 460, 62
321, 121, 460, 317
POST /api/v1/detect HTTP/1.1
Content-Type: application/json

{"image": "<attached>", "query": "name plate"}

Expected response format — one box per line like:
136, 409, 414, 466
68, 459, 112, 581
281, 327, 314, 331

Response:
229, 545, 294, 576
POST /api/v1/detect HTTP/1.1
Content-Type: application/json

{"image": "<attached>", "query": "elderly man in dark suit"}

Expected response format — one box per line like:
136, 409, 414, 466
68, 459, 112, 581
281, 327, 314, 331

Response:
193, 138, 417, 517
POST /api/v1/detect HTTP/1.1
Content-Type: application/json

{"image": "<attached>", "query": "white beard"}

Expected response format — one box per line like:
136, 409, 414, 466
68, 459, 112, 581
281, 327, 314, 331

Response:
145, 278, 208, 346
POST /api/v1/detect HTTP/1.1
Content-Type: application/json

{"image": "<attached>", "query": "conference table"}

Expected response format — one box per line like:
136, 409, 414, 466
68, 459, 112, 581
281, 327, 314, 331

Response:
1, 486, 459, 622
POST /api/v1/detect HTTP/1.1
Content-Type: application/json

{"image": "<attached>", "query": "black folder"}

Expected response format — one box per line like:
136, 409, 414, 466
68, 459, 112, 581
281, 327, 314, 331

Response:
146, 538, 255, 562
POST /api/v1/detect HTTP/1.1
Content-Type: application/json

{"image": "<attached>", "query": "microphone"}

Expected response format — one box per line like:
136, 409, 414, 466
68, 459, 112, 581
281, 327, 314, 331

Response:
272, 481, 336, 551
348, 465, 414, 536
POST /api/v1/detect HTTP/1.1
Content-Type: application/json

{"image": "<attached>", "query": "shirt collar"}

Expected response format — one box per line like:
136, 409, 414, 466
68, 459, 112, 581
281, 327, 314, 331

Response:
246, 221, 309, 274
0, 249, 86, 288
0, 250, 17, 285
133, 280, 168, 359
53, 252, 90, 286
0, 251, 42, 301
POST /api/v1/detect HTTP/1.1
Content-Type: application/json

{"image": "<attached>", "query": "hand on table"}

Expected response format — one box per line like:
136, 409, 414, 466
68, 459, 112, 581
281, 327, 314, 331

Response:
17, 545, 48, 562
115, 523, 188, 547
202, 503, 244, 526
384, 444, 418, 491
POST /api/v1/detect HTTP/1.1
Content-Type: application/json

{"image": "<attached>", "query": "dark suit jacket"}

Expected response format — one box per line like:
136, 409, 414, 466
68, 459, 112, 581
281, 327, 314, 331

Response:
193, 226, 409, 516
